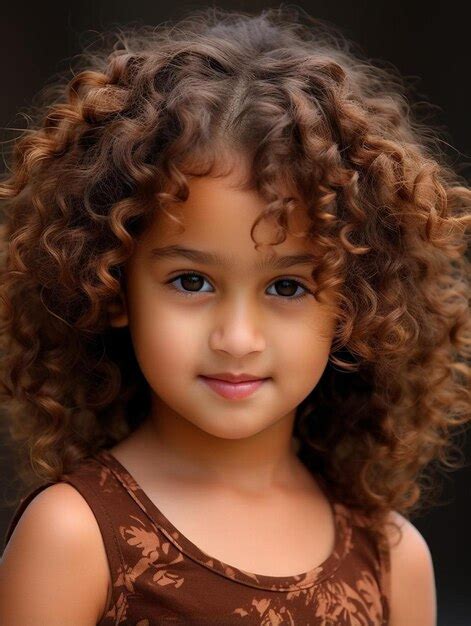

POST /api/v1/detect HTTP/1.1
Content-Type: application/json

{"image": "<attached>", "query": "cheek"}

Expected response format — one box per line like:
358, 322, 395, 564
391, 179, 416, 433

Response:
129, 300, 201, 380
278, 315, 333, 384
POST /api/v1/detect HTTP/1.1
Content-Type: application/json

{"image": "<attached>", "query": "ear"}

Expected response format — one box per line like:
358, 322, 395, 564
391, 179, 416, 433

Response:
107, 291, 129, 328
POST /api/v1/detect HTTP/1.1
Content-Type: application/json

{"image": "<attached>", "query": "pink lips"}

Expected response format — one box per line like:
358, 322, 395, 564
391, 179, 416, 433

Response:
199, 376, 268, 399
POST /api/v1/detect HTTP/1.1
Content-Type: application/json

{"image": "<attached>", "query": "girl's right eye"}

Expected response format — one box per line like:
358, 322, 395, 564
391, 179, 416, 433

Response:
165, 272, 312, 302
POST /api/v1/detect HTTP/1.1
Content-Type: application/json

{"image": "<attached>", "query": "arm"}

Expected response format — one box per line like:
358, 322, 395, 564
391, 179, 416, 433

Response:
388, 511, 437, 626
0, 482, 111, 626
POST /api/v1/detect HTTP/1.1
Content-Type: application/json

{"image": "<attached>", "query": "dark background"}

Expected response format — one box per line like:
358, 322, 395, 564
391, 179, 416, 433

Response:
1, 2, 470, 624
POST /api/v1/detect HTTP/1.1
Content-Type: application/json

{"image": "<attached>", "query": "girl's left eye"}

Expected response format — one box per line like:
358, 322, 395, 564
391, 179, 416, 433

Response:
165, 272, 312, 302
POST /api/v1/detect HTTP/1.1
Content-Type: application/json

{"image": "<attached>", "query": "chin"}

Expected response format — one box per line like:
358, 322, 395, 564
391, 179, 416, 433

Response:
190, 417, 269, 441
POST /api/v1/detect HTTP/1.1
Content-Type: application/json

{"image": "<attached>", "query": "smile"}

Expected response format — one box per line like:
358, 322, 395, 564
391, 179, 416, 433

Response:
198, 376, 268, 400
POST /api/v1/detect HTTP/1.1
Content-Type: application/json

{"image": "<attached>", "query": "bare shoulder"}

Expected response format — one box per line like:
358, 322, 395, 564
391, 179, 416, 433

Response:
0, 482, 111, 626
385, 510, 437, 626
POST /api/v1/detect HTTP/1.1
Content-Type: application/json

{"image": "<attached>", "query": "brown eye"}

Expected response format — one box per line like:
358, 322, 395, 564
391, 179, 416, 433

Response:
166, 272, 311, 302
178, 274, 205, 292
272, 279, 300, 298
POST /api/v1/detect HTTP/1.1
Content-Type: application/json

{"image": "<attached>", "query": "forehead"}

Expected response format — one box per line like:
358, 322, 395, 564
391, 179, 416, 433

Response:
143, 174, 313, 259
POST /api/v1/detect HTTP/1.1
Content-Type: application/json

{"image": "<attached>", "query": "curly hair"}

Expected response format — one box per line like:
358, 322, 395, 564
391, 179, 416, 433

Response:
1, 6, 470, 549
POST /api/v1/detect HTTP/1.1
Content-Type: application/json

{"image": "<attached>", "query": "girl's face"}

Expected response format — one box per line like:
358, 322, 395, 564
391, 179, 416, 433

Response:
111, 166, 337, 441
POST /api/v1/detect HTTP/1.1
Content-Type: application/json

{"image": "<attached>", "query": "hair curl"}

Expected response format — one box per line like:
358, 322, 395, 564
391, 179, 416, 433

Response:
1, 6, 470, 549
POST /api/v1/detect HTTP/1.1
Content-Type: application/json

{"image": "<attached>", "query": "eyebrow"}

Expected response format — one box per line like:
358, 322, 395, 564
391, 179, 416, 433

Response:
148, 245, 316, 271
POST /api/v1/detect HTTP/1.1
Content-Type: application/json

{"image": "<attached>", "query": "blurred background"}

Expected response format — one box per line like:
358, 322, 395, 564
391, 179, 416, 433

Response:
1, 2, 469, 624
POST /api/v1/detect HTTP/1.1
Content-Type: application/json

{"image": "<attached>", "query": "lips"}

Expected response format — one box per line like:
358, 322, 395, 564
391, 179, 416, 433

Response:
203, 372, 266, 383
198, 375, 268, 400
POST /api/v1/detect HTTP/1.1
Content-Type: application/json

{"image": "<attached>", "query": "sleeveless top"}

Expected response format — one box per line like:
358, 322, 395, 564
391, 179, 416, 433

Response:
3, 449, 391, 625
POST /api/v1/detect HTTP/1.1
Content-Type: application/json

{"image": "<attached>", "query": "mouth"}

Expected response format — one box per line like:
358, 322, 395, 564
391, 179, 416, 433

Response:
198, 375, 269, 400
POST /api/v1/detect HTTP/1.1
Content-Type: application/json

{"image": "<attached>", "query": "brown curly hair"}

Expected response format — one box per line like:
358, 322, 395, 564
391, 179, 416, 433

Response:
1, 6, 470, 548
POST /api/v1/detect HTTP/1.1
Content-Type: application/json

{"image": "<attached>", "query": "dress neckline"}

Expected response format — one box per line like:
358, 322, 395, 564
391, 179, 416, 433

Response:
94, 448, 352, 592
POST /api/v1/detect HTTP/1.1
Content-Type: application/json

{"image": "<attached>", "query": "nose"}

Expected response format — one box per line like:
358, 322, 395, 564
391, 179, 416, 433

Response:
208, 300, 266, 357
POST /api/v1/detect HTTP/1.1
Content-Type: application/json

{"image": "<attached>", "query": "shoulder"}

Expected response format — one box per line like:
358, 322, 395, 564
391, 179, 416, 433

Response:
0, 482, 111, 626
386, 510, 437, 626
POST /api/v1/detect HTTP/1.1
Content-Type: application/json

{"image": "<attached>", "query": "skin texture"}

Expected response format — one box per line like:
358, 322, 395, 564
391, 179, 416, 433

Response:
108, 161, 338, 497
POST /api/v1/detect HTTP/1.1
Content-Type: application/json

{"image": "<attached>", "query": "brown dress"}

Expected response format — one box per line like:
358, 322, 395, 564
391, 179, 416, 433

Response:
3, 449, 391, 625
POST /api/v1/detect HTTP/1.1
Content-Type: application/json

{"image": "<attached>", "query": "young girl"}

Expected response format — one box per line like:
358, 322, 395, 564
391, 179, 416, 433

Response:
0, 6, 469, 625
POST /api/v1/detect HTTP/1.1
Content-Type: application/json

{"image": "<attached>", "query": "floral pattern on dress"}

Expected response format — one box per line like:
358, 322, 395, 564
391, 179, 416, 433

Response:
231, 569, 383, 626
3, 450, 390, 626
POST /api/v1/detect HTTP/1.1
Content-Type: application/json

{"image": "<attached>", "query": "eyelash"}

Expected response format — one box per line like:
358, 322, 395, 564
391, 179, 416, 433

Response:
165, 272, 313, 302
